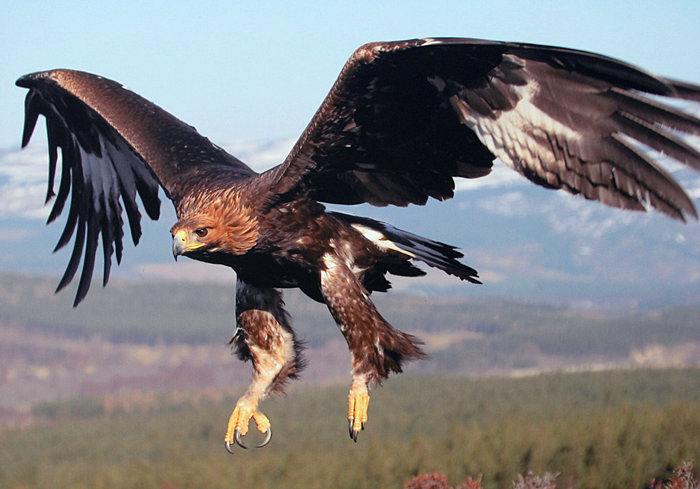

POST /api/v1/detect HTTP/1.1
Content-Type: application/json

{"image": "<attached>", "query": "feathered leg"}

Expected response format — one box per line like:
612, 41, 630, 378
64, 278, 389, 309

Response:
224, 279, 305, 451
320, 253, 425, 441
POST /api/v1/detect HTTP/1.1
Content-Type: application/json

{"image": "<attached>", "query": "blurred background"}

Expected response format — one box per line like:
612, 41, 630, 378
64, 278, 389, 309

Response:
1, 2, 699, 488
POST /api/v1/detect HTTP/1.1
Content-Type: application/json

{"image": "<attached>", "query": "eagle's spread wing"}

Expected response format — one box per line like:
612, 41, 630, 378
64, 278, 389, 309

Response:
269, 38, 700, 218
17, 70, 256, 305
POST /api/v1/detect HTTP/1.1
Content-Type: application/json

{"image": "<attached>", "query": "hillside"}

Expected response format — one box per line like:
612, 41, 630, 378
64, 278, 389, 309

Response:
1, 273, 699, 488
2, 273, 699, 350
1, 273, 698, 420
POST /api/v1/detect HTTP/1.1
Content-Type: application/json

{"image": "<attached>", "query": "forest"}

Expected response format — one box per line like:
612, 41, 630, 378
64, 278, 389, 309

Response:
2, 369, 700, 489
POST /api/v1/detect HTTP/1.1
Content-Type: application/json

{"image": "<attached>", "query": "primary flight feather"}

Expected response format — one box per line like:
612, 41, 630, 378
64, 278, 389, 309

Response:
16, 38, 700, 449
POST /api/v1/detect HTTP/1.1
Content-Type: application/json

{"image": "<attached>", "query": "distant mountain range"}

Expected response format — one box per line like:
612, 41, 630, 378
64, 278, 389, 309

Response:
1, 137, 699, 310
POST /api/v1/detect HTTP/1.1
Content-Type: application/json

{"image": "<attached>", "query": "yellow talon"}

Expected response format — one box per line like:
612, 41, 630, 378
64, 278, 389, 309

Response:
224, 403, 272, 451
348, 386, 370, 441
252, 411, 271, 434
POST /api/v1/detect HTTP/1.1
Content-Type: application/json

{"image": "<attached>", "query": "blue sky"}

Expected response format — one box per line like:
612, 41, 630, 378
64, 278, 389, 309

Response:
2, 0, 700, 150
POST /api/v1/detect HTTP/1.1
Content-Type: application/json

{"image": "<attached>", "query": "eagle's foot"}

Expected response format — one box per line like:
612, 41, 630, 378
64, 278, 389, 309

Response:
347, 382, 370, 442
224, 403, 272, 453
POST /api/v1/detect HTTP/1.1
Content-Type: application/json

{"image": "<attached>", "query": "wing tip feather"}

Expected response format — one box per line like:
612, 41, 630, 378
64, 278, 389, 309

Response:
16, 67, 168, 305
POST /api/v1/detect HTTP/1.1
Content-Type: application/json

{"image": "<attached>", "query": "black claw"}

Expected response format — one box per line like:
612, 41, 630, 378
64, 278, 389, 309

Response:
347, 418, 365, 442
232, 427, 272, 449
257, 428, 272, 448
234, 429, 249, 449
349, 419, 360, 442
224, 441, 236, 455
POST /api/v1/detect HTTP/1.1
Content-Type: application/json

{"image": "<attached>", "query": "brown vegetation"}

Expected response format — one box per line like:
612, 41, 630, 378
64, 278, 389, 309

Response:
405, 462, 698, 489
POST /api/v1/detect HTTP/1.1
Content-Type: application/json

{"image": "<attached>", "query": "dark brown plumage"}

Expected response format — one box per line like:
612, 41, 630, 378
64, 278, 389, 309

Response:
16, 38, 700, 448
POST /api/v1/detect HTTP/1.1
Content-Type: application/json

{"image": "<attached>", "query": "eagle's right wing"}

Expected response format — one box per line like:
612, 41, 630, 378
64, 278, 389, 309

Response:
17, 70, 256, 305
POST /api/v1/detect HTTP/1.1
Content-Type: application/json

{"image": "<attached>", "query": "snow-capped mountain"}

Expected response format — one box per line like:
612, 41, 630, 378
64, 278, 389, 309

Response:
1, 138, 698, 309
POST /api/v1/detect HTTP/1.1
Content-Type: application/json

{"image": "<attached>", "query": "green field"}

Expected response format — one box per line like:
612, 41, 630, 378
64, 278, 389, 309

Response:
2, 368, 700, 489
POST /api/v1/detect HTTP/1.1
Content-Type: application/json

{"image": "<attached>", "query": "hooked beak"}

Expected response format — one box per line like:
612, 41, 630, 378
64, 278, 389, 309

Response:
172, 229, 204, 260
172, 231, 187, 261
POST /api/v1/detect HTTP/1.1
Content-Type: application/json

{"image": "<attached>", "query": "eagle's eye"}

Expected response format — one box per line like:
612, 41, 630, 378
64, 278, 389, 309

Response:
194, 228, 209, 238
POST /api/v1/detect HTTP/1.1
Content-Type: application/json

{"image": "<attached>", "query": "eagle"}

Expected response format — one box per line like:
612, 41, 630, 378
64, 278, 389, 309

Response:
16, 38, 700, 451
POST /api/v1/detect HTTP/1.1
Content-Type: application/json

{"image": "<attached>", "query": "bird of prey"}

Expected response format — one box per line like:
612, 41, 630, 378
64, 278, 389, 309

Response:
16, 38, 700, 451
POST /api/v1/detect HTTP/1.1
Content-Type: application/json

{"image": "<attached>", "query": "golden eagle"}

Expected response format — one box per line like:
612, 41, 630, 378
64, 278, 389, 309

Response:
16, 38, 700, 451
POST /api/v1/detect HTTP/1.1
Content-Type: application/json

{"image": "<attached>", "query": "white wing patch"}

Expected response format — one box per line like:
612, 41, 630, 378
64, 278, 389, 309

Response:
427, 60, 586, 186
350, 223, 416, 258
448, 72, 584, 187
420, 38, 443, 47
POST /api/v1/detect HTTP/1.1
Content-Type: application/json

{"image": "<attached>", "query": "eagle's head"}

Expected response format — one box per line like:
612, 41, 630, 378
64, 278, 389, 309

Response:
170, 193, 259, 260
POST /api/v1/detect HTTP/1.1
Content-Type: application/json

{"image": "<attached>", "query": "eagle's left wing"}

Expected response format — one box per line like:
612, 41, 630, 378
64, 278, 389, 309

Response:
267, 38, 700, 219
